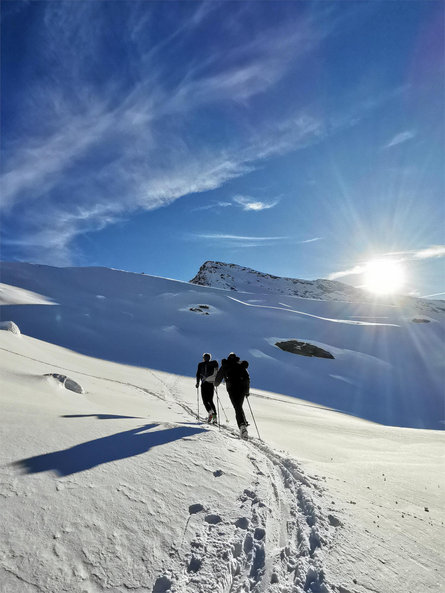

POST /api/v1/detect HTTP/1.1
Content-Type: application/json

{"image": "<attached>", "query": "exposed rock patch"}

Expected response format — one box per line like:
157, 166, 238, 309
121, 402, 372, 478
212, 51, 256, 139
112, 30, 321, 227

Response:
411, 318, 431, 323
189, 305, 210, 315
276, 340, 334, 359
45, 373, 84, 394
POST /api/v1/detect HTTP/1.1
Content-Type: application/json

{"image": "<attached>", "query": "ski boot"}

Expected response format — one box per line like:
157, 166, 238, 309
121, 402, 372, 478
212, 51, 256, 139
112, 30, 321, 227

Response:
239, 424, 248, 440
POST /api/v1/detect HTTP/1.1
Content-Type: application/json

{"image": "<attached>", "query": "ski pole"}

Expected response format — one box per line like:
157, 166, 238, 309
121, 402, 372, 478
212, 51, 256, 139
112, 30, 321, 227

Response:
246, 395, 262, 441
215, 386, 229, 422
216, 392, 221, 430
196, 386, 200, 421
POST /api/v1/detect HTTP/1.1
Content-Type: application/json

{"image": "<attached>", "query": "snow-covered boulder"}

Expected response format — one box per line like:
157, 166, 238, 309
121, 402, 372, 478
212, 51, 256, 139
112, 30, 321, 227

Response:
0, 321, 21, 334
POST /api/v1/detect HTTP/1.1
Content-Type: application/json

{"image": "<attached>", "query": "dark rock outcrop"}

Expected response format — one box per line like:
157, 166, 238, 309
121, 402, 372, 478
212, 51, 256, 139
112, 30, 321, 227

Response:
276, 340, 334, 359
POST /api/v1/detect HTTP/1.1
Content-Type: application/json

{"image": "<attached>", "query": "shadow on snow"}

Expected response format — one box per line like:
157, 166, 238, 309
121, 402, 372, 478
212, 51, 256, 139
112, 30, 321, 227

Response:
62, 414, 144, 420
13, 423, 206, 477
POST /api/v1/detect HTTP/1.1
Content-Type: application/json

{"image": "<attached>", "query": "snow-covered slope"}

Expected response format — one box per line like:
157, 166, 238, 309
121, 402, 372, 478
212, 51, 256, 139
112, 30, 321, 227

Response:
190, 260, 445, 316
1, 328, 444, 593
1, 261, 444, 593
1, 261, 444, 429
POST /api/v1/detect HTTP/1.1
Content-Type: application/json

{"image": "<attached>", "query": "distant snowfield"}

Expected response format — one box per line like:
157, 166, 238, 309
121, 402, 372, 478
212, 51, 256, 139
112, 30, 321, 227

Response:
1, 262, 443, 429
0, 262, 444, 592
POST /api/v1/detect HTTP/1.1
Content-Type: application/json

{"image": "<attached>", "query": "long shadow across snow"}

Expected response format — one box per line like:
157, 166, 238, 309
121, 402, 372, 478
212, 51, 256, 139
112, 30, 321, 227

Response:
62, 414, 143, 420
13, 423, 206, 477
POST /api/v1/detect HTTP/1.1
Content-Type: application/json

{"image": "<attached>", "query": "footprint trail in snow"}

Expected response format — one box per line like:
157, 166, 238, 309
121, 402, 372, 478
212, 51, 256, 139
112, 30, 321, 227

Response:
151, 378, 338, 593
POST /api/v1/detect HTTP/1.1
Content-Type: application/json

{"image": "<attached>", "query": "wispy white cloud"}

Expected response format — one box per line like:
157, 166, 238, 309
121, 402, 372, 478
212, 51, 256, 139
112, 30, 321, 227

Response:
384, 130, 416, 149
190, 233, 321, 250
421, 292, 445, 299
380, 246, 445, 261
328, 245, 445, 281
233, 195, 280, 211
191, 201, 232, 212
1, 104, 113, 211
166, 61, 285, 112
2, 5, 324, 262
412, 245, 445, 260
1, 2, 407, 264
328, 265, 365, 281
298, 237, 323, 244
2, 203, 124, 265
195, 234, 287, 241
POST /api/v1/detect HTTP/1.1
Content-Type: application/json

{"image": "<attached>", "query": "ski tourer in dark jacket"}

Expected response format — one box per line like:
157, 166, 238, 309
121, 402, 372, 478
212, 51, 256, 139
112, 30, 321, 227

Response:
196, 353, 219, 423
215, 352, 250, 438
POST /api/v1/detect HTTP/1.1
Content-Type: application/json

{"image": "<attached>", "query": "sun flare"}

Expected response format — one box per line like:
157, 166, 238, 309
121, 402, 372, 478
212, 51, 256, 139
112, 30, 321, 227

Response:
362, 260, 406, 295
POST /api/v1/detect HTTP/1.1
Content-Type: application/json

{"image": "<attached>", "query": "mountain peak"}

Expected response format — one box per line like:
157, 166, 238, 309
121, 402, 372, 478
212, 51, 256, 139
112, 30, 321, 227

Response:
189, 261, 445, 316
190, 260, 365, 301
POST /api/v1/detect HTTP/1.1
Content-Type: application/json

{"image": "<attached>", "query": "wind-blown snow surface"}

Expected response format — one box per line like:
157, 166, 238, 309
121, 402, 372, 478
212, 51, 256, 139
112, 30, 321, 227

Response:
1, 262, 444, 592
1, 329, 444, 593
1, 261, 444, 429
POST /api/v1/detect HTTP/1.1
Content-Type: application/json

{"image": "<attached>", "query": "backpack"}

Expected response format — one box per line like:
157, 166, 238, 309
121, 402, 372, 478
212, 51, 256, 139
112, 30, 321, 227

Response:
223, 358, 249, 385
200, 360, 218, 382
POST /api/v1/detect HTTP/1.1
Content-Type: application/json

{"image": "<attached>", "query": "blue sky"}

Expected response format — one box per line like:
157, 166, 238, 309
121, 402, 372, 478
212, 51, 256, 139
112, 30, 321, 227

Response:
1, 1, 444, 297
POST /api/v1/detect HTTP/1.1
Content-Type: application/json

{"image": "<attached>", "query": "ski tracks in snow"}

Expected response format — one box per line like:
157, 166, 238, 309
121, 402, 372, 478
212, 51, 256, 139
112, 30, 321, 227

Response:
155, 434, 336, 592
155, 380, 338, 593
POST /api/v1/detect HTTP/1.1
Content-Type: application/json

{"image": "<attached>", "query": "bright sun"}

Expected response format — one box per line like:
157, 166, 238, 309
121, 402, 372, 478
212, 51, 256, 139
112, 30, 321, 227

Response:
362, 260, 406, 295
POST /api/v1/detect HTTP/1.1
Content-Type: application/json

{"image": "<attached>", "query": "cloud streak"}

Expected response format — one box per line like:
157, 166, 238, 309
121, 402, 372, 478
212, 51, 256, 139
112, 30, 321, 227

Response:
298, 237, 323, 244
412, 245, 445, 260
191, 201, 232, 212
328, 265, 366, 281
384, 130, 416, 149
2, 103, 113, 211
328, 245, 445, 281
190, 233, 322, 251
233, 195, 280, 211
2, 4, 327, 264
421, 292, 445, 299
1, 2, 408, 265
194, 234, 288, 242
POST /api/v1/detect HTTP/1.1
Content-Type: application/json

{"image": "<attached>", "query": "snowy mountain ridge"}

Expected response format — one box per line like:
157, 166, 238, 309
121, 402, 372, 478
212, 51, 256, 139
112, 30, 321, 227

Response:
190, 260, 445, 316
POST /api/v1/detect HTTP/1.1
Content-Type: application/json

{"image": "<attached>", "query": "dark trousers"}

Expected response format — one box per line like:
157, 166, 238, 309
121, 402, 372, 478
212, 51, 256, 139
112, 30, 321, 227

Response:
228, 389, 247, 428
201, 382, 216, 414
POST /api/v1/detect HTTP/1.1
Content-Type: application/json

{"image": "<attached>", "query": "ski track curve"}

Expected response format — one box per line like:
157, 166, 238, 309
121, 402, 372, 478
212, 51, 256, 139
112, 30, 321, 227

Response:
153, 379, 338, 593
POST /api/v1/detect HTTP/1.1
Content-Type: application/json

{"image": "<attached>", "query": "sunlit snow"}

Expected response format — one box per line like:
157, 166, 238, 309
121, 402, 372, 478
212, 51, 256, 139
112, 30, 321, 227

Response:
1, 261, 444, 593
